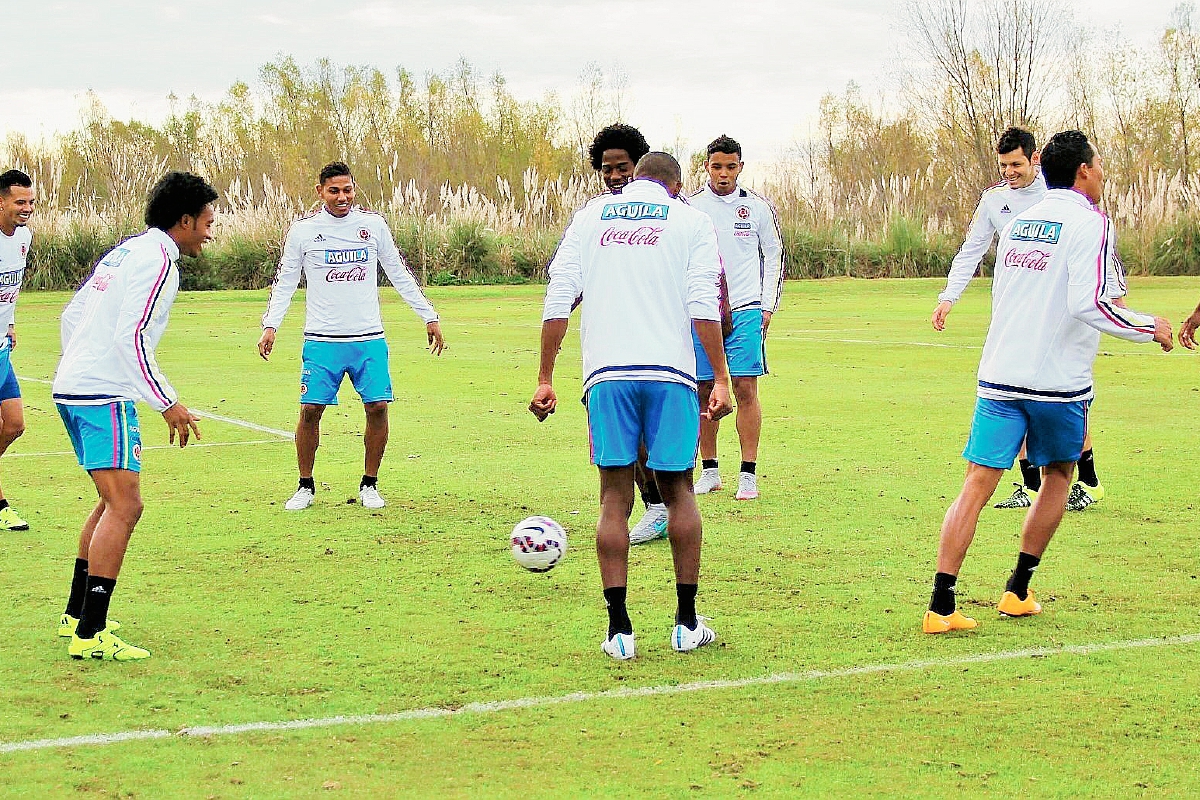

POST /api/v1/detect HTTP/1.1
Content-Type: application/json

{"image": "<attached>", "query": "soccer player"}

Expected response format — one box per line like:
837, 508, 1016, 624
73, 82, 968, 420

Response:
923, 130, 1173, 634
931, 128, 1112, 511
584, 125, 667, 546
0, 170, 34, 530
258, 162, 444, 511
688, 135, 784, 500
530, 152, 733, 659
54, 171, 216, 660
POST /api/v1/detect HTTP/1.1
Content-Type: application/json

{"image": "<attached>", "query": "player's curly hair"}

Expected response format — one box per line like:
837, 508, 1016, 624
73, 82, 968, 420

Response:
1040, 130, 1096, 189
996, 127, 1036, 159
588, 124, 650, 171
705, 134, 742, 159
144, 172, 218, 230
319, 161, 353, 185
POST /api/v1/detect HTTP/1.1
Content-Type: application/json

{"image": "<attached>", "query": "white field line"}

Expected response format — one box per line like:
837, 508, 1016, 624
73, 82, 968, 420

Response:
16, 375, 294, 441
8, 439, 289, 459
2, 632, 1197, 755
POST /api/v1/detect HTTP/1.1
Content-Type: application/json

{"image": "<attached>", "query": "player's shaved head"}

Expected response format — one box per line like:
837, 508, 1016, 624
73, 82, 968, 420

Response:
633, 152, 682, 186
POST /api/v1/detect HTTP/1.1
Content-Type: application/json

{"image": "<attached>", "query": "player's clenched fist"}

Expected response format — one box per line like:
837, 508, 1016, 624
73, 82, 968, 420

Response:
257, 327, 276, 360
529, 384, 557, 422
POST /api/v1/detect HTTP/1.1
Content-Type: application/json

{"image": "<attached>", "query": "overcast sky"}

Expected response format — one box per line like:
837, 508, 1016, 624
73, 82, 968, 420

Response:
1, 1, 1189, 166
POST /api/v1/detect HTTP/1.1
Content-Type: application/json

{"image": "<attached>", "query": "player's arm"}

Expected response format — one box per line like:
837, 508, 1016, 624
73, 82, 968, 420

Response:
259, 226, 304, 360
934, 197, 996, 330
757, 198, 785, 332
377, 221, 443, 354
689, 220, 733, 420
1066, 217, 1170, 350
113, 258, 201, 446
531, 223, 583, 422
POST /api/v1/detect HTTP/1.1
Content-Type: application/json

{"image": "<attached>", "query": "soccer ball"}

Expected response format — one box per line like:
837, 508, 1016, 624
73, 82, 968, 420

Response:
510, 516, 568, 572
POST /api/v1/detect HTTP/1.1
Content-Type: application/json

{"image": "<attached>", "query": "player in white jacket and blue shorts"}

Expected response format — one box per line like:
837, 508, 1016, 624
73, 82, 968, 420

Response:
531, 153, 733, 660
688, 135, 784, 501
258, 162, 444, 512
923, 131, 1173, 634
0, 169, 34, 531
54, 171, 216, 660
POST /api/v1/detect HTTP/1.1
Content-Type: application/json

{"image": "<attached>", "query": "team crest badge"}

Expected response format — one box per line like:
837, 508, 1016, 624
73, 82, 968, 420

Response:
358, 228, 370, 241
132, 444, 142, 459
736, 205, 751, 220
300, 383, 308, 396
20, 245, 26, 256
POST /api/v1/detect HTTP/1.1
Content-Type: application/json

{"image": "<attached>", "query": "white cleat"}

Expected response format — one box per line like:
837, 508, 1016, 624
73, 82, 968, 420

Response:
672, 617, 717, 652
601, 631, 637, 660
694, 468, 723, 495
735, 472, 759, 501
359, 485, 386, 509
629, 503, 668, 545
285, 486, 315, 510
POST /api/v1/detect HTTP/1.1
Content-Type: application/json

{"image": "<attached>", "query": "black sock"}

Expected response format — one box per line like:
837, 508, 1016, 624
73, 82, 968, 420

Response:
1077, 449, 1098, 487
640, 477, 663, 507
675, 583, 698, 629
77, 576, 117, 639
299, 477, 315, 492
702, 459, 718, 471
0, 499, 9, 511
603, 586, 633, 637
1005, 552, 1041, 601
1019, 459, 1041, 492
360, 475, 378, 489
65, 558, 89, 618
929, 572, 958, 615
740, 461, 756, 475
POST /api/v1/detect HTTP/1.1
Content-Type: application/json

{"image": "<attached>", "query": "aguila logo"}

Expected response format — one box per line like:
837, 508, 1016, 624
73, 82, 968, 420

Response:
599, 226, 662, 247
1004, 249, 1051, 272
736, 205, 751, 220
326, 265, 368, 282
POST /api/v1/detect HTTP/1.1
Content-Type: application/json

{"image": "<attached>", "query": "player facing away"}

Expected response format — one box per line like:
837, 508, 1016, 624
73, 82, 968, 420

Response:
931, 127, 1113, 512
585, 124, 670, 546
54, 172, 215, 660
0, 170, 34, 530
258, 162, 444, 511
923, 131, 1173, 634
688, 135, 784, 501
530, 152, 733, 660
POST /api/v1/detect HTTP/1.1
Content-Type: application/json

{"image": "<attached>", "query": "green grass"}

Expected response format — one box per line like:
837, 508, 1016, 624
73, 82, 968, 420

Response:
3, 278, 1200, 798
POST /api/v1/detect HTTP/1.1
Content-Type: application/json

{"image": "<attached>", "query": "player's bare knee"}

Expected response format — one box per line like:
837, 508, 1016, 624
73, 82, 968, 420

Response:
732, 377, 758, 405
299, 404, 325, 425
363, 401, 389, 419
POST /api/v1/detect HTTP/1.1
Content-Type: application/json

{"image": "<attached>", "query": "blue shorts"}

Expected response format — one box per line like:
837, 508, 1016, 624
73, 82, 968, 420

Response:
0, 345, 19, 402
962, 397, 1088, 469
57, 401, 142, 472
693, 308, 766, 380
300, 339, 393, 406
585, 380, 700, 472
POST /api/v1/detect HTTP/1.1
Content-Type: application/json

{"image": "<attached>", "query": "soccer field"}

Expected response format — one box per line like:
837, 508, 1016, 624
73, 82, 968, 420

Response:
3, 278, 1200, 798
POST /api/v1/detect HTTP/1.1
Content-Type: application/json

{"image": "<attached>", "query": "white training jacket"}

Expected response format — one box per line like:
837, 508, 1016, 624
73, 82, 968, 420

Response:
978, 189, 1157, 403
54, 228, 181, 412
543, 178, 723, 395
262, 206, 437, 342
688, 183, 784, 313
939, 173, 1047, 304
0, 224, 30, 333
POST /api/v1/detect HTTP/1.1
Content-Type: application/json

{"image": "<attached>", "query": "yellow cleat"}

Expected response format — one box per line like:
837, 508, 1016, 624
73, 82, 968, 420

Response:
0, 505, 29, 530
922, 609, 978, 634
998, 590, 1042, 617
68, 630, 150, 661
58, 613, 120, 638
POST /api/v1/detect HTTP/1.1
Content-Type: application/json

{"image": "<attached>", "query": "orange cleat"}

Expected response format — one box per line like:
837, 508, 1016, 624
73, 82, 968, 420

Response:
922, 609, 979, 634
998, 590, 1042, 617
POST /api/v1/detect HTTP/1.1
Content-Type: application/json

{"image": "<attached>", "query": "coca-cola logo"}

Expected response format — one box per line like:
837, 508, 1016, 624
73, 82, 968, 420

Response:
90, 273, 114, 292
1004, 249, 1051, 272
326, 265, 368, 282
0, 289, 19, 303
599, 226, 663, 247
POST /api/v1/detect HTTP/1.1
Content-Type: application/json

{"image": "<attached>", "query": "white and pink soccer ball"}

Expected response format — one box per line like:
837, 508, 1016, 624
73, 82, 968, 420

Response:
510, 516, 567, 572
